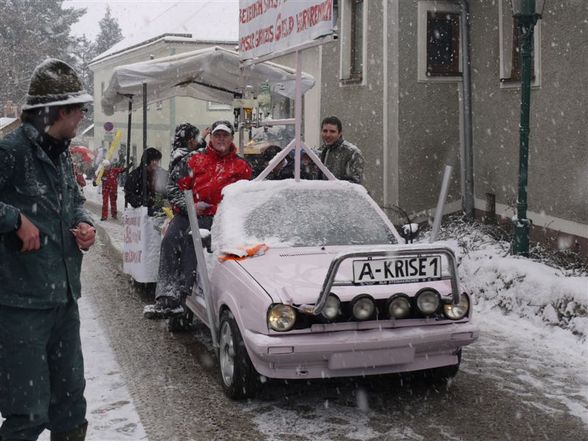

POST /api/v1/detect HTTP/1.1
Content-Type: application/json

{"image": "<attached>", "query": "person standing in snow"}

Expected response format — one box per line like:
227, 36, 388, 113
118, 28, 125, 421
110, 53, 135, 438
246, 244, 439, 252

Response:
94, 159, 127, 221
144, 120, 251, 319
143, 123, 208, 319
123, 147, 166, 215
318, 115, 364, 184
0, 59, 95, 441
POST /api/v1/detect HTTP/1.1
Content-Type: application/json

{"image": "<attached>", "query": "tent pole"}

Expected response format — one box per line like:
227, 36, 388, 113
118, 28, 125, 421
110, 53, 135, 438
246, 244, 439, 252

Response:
124, 97, 133, 207
142, 83, 148, 207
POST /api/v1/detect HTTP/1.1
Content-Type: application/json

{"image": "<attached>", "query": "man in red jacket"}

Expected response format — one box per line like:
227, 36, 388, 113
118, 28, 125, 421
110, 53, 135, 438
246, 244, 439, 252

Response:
144, 120, 252, 319
186, 120, 252, 216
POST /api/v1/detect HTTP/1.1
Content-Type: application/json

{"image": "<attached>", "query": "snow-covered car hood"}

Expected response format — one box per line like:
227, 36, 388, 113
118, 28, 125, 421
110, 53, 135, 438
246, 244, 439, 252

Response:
236, 245, 454, 305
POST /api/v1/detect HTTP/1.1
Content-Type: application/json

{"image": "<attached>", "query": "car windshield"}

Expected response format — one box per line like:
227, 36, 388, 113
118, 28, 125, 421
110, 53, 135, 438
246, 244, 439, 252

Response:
214, 180, 398, 249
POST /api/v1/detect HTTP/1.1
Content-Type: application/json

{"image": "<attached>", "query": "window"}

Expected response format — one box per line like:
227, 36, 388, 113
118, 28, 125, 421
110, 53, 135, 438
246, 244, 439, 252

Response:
207, 101, 232, 111
339, 0, 366, 85
426, 12, 460, 76
499, 0, 541, 87
417, 1, 462, 82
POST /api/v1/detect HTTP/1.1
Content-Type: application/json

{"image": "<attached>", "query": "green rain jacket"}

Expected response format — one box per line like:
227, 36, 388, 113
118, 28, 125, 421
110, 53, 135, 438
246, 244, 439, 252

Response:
0, 124, 94, 308
319, 137, 365, 184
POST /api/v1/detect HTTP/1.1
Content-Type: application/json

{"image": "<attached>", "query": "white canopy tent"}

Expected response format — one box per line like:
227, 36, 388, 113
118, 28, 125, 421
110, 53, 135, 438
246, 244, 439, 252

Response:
101, 46, 315, 115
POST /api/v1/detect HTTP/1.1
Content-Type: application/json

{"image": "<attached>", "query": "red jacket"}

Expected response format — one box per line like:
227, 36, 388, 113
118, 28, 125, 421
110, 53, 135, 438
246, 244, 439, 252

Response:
102, 167, 125, 191
185, 144, 252, 216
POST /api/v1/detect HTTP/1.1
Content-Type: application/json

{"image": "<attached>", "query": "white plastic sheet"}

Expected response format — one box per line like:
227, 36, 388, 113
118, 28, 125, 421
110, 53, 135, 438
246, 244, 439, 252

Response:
101, 46, 315, 115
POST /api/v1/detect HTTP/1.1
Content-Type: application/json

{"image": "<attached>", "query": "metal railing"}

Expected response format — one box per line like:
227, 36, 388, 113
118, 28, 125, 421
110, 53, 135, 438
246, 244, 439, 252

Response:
306, 247, 461, 316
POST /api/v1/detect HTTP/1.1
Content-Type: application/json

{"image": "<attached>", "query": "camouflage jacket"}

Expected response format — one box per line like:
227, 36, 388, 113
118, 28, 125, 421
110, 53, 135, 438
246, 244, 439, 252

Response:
319, 138, 365, 184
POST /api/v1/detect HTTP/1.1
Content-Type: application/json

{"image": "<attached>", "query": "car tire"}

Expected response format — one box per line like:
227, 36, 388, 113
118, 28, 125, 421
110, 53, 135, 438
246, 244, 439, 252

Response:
218, 310, 258, 399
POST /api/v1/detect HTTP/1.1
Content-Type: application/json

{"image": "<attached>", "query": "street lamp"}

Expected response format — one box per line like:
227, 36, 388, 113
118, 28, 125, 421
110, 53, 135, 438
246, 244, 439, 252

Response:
509, 0, 546, 256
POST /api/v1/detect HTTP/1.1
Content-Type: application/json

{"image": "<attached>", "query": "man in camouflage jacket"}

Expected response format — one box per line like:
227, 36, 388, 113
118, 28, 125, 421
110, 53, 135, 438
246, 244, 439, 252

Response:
318, 115, 365, 184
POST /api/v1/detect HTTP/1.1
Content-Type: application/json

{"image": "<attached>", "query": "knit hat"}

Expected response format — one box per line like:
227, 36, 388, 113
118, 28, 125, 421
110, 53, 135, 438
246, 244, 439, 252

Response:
101, 159, 111, 168
261, 145, 282, 162
22, 59, 93, 110
173, 123, 199, 149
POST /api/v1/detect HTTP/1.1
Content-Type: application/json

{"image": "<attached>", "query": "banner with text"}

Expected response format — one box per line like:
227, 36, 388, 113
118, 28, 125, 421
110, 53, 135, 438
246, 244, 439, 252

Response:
239, 0, 334, 61
122, 206, 162, 283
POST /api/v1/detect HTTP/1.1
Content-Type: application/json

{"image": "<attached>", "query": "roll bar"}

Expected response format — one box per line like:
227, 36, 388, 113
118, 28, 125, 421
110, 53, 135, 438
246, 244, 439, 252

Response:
305, 247, 461, 316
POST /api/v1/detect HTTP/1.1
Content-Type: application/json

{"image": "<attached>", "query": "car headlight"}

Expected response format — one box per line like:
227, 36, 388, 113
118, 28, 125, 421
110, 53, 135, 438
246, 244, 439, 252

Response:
415, 288, 441, 315
350, 295, 376, 321
321, 294, 341, 320
443, 292, 470, 320
387, 293, 411, 319
267, 304, 296, 331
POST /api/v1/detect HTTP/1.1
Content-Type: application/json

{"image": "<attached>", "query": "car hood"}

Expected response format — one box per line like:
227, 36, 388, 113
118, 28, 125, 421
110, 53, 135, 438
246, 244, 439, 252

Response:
235, 245, 453, 305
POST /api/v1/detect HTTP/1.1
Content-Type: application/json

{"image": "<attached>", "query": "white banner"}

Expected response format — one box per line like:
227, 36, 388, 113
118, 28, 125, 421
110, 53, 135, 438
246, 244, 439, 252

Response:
239, 0, 334, 61
122, 206, 161, 283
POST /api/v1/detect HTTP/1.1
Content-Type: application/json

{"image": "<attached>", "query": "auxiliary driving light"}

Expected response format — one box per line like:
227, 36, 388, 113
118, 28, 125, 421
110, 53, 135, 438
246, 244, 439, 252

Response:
321, 294, 341, 320
443, 292, 470, 320
267, 304, 296, 331
350, 295, 376, 321
415, 289, 441, 315
387, 293, 412, 319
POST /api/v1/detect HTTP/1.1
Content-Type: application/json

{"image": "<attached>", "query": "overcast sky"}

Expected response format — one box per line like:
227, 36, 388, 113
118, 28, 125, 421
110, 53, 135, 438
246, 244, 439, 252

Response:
65, 0, 239, 40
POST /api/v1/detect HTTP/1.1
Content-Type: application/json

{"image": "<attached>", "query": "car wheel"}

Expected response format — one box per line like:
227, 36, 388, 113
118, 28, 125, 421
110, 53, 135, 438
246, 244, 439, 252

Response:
218, 310, 258, 399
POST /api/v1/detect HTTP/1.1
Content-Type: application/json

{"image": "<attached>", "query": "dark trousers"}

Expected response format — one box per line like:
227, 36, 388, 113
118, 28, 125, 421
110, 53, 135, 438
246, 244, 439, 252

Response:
0, 301, 86, 441
154, 213, 213, 303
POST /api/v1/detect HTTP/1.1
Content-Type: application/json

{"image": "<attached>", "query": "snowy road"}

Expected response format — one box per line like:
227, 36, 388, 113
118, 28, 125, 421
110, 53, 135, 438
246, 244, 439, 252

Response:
82, 226, 588, 441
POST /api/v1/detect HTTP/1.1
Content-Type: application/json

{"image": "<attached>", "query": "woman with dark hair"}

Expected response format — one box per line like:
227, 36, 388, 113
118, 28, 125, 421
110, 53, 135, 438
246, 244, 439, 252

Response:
123, 147, 167, 215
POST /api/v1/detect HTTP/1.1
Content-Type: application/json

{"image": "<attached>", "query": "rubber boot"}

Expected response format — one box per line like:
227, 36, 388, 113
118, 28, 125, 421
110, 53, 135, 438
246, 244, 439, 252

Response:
50, 421, 87, 441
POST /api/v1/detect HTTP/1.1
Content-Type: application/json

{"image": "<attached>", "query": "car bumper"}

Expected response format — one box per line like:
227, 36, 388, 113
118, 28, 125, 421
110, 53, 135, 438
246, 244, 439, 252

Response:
243, 322, 479, 379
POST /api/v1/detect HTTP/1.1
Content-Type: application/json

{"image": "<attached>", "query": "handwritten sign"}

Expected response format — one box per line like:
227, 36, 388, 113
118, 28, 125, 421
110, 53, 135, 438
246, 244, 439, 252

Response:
239, 0, 334, 60
122, 206, 161, 283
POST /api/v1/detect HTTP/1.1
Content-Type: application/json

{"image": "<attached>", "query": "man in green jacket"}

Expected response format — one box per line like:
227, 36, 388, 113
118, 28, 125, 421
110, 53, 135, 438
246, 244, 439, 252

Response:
0, 59, 95, 441
319, 115, 365, 184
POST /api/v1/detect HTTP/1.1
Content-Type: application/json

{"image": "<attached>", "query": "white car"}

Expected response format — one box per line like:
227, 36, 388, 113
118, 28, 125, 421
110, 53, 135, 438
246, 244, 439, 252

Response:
184, 179, 479, 399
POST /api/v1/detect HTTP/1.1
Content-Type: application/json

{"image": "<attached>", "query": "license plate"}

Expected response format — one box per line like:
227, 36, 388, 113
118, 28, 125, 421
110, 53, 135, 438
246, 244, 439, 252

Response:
352, 256, 442, 284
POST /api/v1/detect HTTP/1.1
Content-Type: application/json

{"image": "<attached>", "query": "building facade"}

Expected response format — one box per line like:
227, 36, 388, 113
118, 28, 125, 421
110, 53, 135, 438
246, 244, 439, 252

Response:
312, 0, 587, 253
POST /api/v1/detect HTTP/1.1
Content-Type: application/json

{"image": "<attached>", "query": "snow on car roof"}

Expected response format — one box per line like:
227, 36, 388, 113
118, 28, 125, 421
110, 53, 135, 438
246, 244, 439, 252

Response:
212, 179, 398, 252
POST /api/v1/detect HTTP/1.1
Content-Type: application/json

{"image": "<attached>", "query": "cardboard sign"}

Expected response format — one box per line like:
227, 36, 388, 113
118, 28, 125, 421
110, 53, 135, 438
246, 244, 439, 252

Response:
122, 206, 161, 283
239, 0, 334, 60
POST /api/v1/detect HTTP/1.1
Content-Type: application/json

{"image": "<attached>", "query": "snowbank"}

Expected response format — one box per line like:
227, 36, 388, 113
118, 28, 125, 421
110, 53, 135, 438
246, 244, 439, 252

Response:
428, 222, 588, 342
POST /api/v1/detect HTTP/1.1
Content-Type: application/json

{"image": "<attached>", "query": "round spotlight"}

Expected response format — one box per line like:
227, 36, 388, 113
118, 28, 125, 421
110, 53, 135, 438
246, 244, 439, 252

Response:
321, 294, 341, 320
351, 295, 376, 321
387, 294, 412, 319
415, 289, 441, 315
443, 292, 470, 320
267, 304, 296, 331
